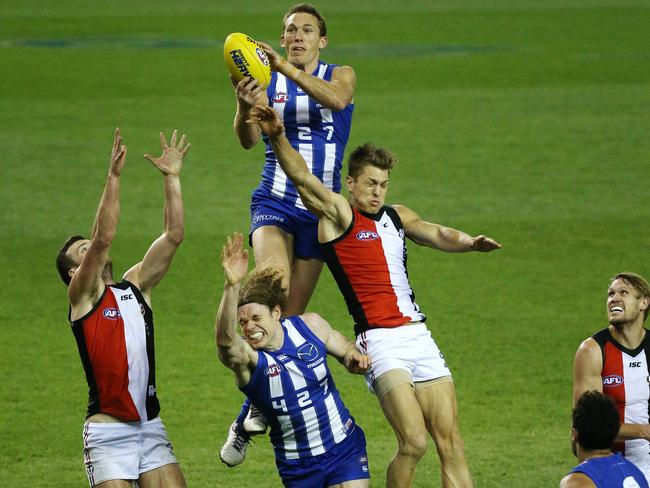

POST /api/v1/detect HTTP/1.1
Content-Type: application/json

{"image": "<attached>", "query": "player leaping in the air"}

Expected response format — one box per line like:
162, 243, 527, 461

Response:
221, 2, 357, 466
247, 104, 502, 488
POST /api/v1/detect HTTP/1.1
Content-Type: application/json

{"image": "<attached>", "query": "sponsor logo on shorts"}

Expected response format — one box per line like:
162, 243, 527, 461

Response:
253, 214, 285, 225
148, 385, 156, 396
603, 375, 623, 387
297, 343, 319, 362
265, 364, 283, 377
344, 418, 354, 432
273, 92, 290, 103
103, 308, 120, 320
356, 230, 379, 241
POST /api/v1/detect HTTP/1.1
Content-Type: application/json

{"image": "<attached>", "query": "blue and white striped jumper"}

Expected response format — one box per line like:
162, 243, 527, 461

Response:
240, 315, 358, 461
252, 60, 354, 212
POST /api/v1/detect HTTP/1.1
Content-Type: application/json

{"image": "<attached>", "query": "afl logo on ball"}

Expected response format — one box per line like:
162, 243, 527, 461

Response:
255, 47, 269, 66
356, 231, 379, 241
265, 364, 283, 377
103, 308, 120, 320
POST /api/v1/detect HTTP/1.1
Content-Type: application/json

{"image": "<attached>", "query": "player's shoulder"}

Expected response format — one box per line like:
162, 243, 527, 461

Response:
559, 471, 595, 488
392, 204, 418, 223
299, 312, 325, 326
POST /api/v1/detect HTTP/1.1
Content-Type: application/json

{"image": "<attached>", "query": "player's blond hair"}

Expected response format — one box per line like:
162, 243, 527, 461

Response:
610, 272, 650, 321
238, 266, 288, 312
347, 143, 398, 179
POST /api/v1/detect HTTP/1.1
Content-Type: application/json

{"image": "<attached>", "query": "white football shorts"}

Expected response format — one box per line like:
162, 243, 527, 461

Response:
356, 322, 451, 394
82, 417, 178, 487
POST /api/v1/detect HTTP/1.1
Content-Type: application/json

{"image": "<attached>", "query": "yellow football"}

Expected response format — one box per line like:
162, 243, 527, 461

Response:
223, 32, 271, 86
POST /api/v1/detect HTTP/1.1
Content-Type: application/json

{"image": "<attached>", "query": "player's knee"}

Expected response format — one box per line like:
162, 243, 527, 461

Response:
398, 431, 428, 460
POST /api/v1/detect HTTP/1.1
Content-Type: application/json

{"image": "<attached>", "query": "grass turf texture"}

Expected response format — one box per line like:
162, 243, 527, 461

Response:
1, 0, 649, 486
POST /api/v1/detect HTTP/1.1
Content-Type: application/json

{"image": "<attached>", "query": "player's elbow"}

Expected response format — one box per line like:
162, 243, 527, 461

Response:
166, 229, 184, 246
328, 97, 349, 111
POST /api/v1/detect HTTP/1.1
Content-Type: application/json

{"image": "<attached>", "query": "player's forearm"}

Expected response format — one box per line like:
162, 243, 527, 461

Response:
617, 423, 650, 441
435, 226, 474, 252
162, 174, 184, 246
277, 61, 351, 111
215, 283, 242, 349
411, 222, 473, 252
269, 133, 310, 185
234, 105, 261, 149
92, 172, 120, 246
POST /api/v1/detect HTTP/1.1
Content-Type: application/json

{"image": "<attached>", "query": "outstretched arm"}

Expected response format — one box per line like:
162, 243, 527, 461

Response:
123, 131, 190, 302
259, 42, 355, 111
301, 312, 370, 375
215, 233, 257, 386
394, 204, 502, 252
247, 105, 350, 229
69, 128, 126, 313
232, 75, 269, 149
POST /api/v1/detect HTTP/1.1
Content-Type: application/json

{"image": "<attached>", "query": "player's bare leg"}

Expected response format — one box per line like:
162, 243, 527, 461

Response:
330, 478, 370, 487
287, 258, 323, 315
378, 379, 429, 488
415, 379, 473, 488
139, 463, 187, 487
251, 225, 294, 288
95, 480, 134, 487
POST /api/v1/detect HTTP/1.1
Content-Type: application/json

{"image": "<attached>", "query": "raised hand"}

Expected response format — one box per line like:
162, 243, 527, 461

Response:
144, 130, 190, 176
221, 232, 249, 286
470, 235, 502, 252
109, 127, 127, 176
247, 105, 284, 138
231, 75, 268, 108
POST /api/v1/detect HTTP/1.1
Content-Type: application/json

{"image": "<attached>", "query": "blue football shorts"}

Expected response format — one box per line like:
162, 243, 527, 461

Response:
250, 194, 323, 260
275, 426, 370, 487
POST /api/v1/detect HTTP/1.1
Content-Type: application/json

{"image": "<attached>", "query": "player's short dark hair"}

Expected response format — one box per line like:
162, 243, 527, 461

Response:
573, 390, 620, 450
56, 235, 86, 286
347, 143, 398, 179
610, 272, 650, 321
282, 3, 327, 37
238, 266, 288, 312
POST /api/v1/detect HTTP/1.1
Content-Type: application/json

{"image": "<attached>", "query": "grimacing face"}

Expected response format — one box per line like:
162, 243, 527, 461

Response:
237, 302, 282, 350
347, 165, 390, 214
281, 12, 327, 70
607, 278, 649, 327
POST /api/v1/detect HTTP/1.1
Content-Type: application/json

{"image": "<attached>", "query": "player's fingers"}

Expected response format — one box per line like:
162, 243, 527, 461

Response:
177, 134, 186, 151
159, 131, 168, 149
170, 129, 178, 147
181, 142, 191, 157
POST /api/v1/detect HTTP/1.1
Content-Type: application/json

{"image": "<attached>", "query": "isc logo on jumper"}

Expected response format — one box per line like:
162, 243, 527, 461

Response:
603, 375, 624, 387
103, 308, 120, 320
273, 92, 290, 103
265, 364, 283, 377
356, 231, 379, 241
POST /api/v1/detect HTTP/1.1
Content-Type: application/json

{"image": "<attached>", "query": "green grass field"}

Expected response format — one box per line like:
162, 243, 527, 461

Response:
2, 0, 649, 486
